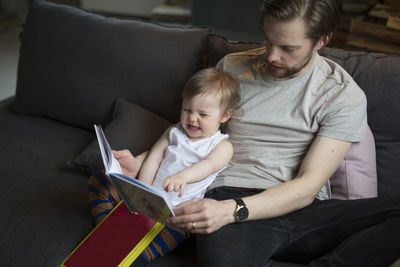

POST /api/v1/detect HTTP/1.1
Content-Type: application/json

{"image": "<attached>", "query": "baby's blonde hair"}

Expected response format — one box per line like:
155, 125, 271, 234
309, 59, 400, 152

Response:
182, 68, 240, 114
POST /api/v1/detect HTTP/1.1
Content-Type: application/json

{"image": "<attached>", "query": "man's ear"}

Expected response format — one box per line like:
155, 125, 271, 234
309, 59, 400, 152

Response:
220, 109, 232, 123
316, 33, 332, 50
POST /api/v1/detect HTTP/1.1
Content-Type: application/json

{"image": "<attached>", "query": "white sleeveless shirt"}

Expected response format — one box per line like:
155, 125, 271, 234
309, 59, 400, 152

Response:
152, 123, 229, 206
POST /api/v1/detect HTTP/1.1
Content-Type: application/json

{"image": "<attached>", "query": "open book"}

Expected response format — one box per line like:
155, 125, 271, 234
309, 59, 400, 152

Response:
94, 124, 174, 224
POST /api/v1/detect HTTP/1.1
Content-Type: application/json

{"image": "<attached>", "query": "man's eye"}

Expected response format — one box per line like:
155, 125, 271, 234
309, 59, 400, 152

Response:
200, 114, 208, 117
283, 47, 297, 53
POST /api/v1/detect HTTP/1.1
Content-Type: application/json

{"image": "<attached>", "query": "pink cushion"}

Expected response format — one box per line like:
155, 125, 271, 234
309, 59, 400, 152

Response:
330, 125, 378, 200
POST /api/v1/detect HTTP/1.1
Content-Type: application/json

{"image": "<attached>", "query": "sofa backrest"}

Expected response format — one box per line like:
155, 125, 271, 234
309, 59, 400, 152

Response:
206, 33, 400, 197
14, 0, 210, 129
13, 1, 399, 197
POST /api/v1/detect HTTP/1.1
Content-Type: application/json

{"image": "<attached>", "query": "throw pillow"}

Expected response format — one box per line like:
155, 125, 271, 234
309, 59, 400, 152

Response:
330, 125, 377, 200
68, 99, 172, 174
15, 0, 209, 130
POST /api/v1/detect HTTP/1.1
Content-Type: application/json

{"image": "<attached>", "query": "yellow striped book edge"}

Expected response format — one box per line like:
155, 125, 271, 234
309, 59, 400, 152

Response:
118, 222, 165, 266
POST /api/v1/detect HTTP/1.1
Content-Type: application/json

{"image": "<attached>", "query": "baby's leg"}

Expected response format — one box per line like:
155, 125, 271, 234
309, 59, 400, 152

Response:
88, 170, 121, 224
141, 227, 186, 263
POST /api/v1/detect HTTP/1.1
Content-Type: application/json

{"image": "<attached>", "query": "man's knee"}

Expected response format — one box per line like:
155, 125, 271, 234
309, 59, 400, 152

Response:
196, 222, 284, 267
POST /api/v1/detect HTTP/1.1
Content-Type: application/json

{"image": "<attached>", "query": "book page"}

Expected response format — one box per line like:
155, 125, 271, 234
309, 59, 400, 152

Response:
94, 124, 174, 224
110, 173, 174, 224
94, 124, 122, 175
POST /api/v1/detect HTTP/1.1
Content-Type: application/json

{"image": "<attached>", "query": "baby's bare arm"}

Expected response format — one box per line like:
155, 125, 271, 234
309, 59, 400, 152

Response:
138, 126, 172, 185
163, 140, 233, 196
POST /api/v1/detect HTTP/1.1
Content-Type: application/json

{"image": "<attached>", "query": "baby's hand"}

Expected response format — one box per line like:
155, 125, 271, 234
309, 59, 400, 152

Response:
162, 175, 187, 197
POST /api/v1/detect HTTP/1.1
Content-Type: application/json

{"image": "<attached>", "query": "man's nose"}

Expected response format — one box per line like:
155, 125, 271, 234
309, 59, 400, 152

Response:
267, 46, 280, 63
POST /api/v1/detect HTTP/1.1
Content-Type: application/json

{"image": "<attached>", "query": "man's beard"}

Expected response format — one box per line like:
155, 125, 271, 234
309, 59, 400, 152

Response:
268, 49, 314, 79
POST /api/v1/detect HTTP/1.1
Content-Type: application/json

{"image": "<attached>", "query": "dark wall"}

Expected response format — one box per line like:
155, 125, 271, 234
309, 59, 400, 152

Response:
191, 0, 265, 41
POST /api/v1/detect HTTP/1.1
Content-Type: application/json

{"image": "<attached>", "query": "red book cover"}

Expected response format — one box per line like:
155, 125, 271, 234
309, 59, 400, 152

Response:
60, 201, 164, 267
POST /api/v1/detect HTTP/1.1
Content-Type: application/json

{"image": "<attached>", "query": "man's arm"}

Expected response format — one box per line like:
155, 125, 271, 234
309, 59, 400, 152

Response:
168, 135, 351, 233
243, 135, 351, 220
138, 126, 172, 185
163, 140, 233, 196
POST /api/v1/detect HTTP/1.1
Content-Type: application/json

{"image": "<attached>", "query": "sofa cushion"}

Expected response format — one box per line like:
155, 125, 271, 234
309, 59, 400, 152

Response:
0, 97, 93, 267
69, 99, 172, 174
14, 0, 209, 130
330, 125, 377, 200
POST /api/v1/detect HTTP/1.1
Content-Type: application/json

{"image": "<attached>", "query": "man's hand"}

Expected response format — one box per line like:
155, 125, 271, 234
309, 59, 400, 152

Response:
167, 198, 236, 234
163, 174, 187, 197
112, 149, 141, 178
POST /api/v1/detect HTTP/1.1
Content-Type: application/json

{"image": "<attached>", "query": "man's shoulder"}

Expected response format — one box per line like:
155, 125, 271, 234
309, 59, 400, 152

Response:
316, 54, 362, 90
315, 54, 366, 107
317, 54, 352, 80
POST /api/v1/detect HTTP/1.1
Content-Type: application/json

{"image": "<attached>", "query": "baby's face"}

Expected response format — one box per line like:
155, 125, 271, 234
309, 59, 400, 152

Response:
180, 92, 229, 141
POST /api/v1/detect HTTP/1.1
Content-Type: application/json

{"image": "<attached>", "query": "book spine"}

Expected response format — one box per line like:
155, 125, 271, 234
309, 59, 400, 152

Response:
387, 14, 400, 30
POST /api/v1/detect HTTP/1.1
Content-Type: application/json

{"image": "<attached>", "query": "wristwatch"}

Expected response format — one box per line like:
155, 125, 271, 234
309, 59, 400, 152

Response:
234, 198, 249, 223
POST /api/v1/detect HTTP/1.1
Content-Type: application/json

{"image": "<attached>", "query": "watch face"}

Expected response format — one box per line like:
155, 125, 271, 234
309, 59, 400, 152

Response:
236, 206, 249, 222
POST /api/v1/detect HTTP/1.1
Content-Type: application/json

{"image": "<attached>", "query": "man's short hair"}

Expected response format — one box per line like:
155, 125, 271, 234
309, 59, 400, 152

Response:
260, 0, 342, 43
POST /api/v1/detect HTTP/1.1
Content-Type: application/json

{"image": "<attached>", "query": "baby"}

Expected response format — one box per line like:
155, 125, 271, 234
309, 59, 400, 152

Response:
89, 67, 240, 265
137, 67, 240, 206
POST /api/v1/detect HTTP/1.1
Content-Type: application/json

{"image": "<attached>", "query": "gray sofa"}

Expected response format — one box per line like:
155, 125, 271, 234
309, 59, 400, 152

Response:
1, 1, 399, 266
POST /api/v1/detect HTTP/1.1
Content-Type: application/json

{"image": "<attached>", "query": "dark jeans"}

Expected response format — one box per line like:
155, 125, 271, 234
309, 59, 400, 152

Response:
197, 187, 400, 267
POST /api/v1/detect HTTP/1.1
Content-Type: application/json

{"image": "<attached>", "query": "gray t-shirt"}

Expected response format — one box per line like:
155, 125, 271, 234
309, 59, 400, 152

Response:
212, 47, 367, 200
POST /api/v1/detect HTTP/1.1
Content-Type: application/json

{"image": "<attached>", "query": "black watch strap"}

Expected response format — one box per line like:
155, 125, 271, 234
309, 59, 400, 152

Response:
234, 198, 245, 207
234, 198, 248, 223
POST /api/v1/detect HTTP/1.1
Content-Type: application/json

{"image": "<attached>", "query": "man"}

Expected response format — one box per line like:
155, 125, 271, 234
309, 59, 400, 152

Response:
165, 0, 400, 266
